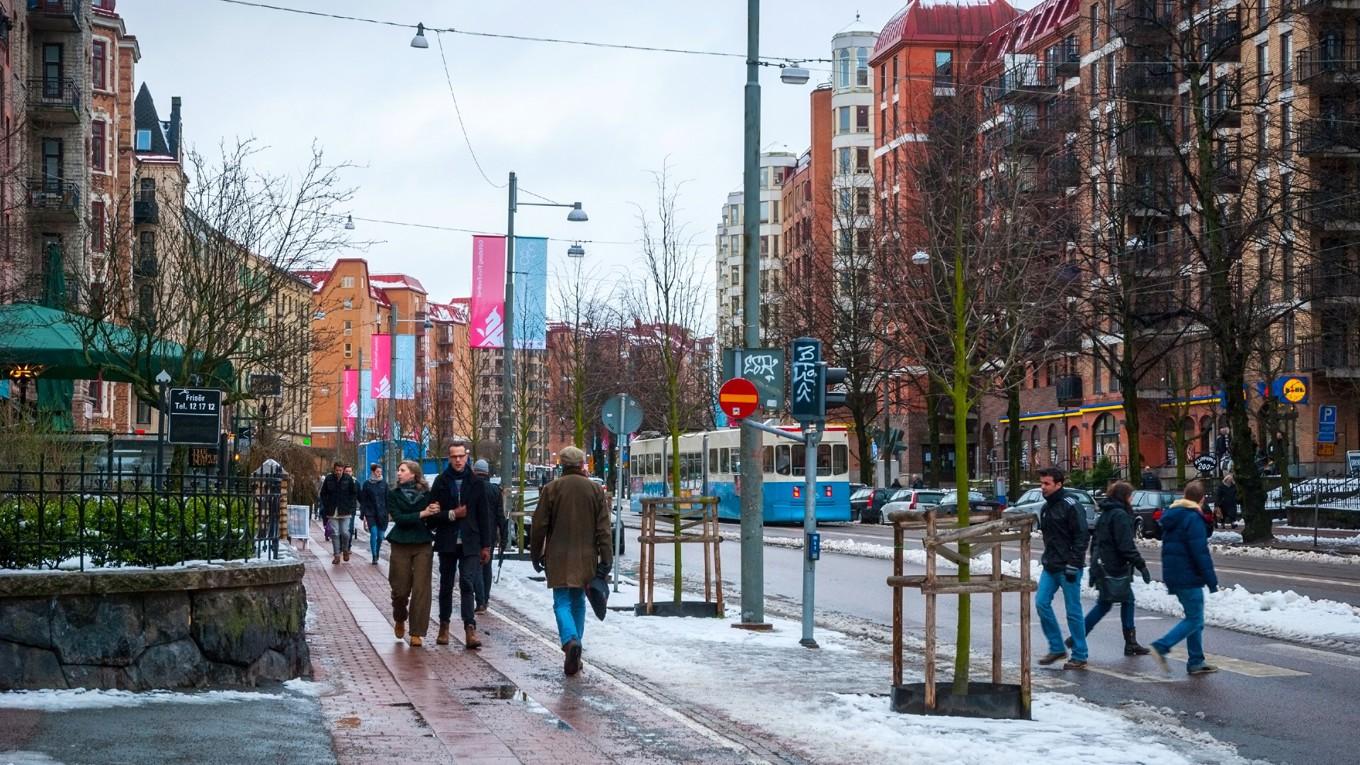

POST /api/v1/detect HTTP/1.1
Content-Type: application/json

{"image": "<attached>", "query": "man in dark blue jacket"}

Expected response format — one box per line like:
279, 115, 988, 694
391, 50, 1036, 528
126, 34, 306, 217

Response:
1150, 480, 1219, 675
428, 440, 495, 649
1034, 467, 1090, 669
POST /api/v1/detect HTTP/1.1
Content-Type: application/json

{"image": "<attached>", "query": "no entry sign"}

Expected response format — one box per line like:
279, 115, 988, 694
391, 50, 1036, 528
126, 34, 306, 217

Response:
718, 377, 759, 422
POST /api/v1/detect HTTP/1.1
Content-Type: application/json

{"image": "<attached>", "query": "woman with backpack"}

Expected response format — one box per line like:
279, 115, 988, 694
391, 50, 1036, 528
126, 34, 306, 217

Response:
1069, 481, 1153, 657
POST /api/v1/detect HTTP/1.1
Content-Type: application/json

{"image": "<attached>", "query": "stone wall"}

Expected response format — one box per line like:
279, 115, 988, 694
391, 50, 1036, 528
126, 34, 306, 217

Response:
0, 556, 309, 691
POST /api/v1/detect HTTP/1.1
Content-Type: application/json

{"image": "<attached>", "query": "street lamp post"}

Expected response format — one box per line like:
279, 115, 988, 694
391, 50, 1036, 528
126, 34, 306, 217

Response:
501, 172, 587, 498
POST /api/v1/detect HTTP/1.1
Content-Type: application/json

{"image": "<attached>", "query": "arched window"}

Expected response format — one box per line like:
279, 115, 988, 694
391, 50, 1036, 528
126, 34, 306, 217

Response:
1069, 427, 1081, 468
1093, 414, 1120, 460
1002, 427, 1009, 462
1047, 424, 1059, 466
838, 48, 851, 88
1030, 426, 1042, 467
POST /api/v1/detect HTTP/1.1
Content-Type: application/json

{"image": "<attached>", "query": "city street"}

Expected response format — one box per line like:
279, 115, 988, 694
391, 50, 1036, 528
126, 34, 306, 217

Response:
618, 515, 1360, 765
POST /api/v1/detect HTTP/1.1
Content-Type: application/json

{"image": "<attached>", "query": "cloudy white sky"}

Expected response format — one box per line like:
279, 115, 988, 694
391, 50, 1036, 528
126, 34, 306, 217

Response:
123, 0, 922, 321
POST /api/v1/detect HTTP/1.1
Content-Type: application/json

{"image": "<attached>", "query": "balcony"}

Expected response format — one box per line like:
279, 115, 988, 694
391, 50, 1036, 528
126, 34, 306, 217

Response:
1056, 374, 1084, 405
1043, 156, 1081, 192
27, 0, 81, 31
1202, 16, 1241, 62
26, 78, 81, 124
1293, 0, 1360, 15
1117, 239, 1175, 272
25, 178, 80, 222
1120, 66, 1177, 97
1004, 118, 1048, 155
133, 255, 158, 279
1212, 157, 1242, 193
1300, 340, 1360, 377
1122, 184, 1174, 216
1115, 1, 1176, 44
133, 198, 159, 225
1054, 42, 1082, 77
998, 62, 1060, 101
1298, 119, 1360, 158
1306, 263, 1360, 301
1297, 44, 1360, 90
1119, 121, 1175, 156
1302, 190, 1360, 230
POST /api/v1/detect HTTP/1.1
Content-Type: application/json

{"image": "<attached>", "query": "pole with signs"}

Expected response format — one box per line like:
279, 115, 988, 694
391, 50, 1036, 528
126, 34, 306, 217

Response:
787, 337, 825, 648
154, 370, 170, 487
601, 393, 642, 594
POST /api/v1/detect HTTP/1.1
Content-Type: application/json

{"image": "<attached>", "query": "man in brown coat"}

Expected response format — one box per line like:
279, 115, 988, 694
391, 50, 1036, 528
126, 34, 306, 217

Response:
529, 446, 612, 676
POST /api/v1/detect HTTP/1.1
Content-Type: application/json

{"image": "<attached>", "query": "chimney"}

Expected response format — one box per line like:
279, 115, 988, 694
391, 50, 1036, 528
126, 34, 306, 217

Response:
168, 97, 182, 159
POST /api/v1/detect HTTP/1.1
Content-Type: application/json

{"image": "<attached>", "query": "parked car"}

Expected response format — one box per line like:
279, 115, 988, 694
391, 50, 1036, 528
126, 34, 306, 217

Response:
1130, 489, 1180, 539
877, 488, 946, 523
936, 490, 1004, 517
849, 487, 893, 524
1011, 487, 1098, 528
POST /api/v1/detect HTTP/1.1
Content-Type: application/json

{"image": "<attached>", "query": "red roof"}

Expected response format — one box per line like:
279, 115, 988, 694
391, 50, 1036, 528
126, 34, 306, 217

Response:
370, 273, 428, 294
872, 0, 1019, 64
427, 301, 469, 324
973, 0, 1079, 66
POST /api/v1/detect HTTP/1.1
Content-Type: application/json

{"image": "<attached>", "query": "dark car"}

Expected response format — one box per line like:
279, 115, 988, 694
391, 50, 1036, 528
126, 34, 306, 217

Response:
936, 490, 1004, 517
1011, 487, 1098, 528
1130, 489, 1180, 539
850, 487, 893, 524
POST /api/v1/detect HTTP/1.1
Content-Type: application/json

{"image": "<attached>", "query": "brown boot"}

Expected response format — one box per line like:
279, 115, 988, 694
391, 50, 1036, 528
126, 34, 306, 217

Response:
464, 626, 483, 650
342, 551, 350, 562
409, 635, 423, 648
436, 622, 451, 645
332, 554, 340, 565
394, 620, 405, 639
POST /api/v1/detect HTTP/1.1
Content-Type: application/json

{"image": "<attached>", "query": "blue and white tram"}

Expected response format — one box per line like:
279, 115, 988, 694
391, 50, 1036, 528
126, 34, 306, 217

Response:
628, 427, 852, 523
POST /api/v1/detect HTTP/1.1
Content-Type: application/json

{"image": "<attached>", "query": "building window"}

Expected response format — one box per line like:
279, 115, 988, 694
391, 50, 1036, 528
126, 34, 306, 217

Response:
1281, 33, 1293, 90
838, 106, 850, 134
91, 39, 107, 90
135, 129, 151, 151
856, 106, 869, 133
136, 399, 153, 425
91, 200, 105, 252
759, 200, 770, 223
1090, 4, 1099, 45
934, 50, 953, 87
343, 319, 352, 335
344, 342, 353, 358
91, 119, 106, 171
856, 46, 869, 87
838, 48, 851, 88
837, 147, 851, 174
1281, 102, 1293, 156
138, 229, 155, 260
892, 54, 900, 90
1257, 42, 1269, 98
856, 147, 870, 173
341, 275, 355, 289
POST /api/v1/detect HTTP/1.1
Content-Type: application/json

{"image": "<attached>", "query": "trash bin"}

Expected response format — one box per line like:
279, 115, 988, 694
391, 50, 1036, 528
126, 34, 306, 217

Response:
288, 505, 311, 548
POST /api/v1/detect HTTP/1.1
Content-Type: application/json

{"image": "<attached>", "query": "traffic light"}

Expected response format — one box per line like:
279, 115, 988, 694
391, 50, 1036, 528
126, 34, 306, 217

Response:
823, 364, 848, 411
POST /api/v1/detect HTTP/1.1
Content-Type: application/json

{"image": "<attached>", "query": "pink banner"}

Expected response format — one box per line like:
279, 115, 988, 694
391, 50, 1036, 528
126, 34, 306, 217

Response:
370, 334, 391, 399
469, 235, 506, 349
342, 369, 359, 438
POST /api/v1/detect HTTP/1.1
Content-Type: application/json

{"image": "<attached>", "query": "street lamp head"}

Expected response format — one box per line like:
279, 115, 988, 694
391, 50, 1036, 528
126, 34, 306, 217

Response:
566, 202, 588, 222
344, 214, 355, 231
410, 23, 430, 49
780, 64, 811, 85
567, 241, 586, 258
155, 369, 172, 385
911, 249, 930, 266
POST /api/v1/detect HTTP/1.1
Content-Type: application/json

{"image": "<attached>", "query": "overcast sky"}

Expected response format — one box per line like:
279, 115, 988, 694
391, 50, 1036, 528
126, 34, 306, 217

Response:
123, 1, 923, 322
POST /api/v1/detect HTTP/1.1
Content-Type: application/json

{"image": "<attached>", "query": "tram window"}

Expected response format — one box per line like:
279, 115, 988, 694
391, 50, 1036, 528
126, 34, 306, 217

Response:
709, 449, 719, 473
833, 444, 848, 475
790, 444, 806, 476
763, 446, 774, 473
817, 443, 832, 476
775, 444, 793, 475
719, 448, 730, 474
650, 454, 661, 476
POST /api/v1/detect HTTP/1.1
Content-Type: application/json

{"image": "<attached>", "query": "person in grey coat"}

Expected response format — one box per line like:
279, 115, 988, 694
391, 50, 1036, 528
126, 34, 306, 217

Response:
359, 463, 389, 564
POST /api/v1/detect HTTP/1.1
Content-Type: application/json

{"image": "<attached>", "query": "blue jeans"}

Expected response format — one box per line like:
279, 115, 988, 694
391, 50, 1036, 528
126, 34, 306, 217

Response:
1152, 587, 1207, 670
368, 521, 385, 561
1085, 594, 1136, 633
553, 588, 586, 647
330, 515, 354, 555
1036, 569, 1087, 660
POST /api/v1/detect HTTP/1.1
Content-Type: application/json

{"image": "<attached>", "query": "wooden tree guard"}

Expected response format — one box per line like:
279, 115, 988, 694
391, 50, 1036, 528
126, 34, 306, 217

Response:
636, 496, 723, 617
887, 508, 1038, 719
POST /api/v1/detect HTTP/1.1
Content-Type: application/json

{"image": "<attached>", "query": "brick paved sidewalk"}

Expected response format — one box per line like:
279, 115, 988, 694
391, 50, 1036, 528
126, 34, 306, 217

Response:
301, 522, 761, 764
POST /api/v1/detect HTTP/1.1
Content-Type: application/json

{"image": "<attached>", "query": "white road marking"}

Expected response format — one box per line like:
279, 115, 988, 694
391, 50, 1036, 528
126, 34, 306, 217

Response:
1263, 643, 1360, 671
1161, 648, 1308, 677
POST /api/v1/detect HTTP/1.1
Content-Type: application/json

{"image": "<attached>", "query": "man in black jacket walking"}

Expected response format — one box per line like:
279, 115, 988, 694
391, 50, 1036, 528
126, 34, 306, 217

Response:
1034, 467, 1091, 669
472, 458, 504, 613
428, 440, 495, 649
319, 462, 359, 564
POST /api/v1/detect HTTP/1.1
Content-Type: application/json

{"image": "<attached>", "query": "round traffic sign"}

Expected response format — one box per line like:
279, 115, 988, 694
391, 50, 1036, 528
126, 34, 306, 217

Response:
718, 377, 760, 421
601, 394, 644, 436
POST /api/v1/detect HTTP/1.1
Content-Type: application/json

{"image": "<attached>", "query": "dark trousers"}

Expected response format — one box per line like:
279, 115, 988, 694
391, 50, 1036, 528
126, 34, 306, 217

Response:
479, 559, 493, 608
438, 545, 479, 628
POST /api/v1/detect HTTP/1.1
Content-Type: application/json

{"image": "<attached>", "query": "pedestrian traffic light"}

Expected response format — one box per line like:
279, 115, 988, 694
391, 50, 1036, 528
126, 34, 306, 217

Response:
823, 365, 848, 411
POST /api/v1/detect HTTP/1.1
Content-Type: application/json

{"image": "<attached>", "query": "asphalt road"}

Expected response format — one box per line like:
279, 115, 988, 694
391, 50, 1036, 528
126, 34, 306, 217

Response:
618, 515, 1360, 765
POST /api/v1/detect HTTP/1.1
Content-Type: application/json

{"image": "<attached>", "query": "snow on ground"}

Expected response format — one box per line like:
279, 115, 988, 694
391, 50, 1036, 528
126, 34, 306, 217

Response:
282, 679, 330, 697
0, 688, 288, 711
744, 533, 1360, 645
1140, 533, 1360, 566
3, 544, 298, 574
495, 561, 1248, 764
1275, 532, 1360, 548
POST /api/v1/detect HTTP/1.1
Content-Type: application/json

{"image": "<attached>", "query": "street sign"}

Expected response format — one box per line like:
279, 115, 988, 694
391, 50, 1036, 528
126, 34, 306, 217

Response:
601, 394, 643, 436
718, 377, 760, 422
167, 387, 222, 445
248, 373, 282, 396
1318, 404, 1338, 444
722, 348, 785, 410
1318, 443, 1336, 458
789, 338, 823, 422
189, 447, 218, 468
1193, 454, 1217, 474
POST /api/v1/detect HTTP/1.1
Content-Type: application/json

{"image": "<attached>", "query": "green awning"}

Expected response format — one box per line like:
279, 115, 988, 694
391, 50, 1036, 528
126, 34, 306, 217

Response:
0, 303, 234, 386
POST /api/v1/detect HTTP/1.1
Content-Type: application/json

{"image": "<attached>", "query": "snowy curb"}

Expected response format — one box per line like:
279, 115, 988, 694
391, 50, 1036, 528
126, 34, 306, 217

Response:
1136, 534, 1360, 566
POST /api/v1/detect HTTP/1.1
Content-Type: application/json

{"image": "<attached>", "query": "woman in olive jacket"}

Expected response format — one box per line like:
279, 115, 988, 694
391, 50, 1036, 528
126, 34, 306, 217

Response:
385, 460, 439, 647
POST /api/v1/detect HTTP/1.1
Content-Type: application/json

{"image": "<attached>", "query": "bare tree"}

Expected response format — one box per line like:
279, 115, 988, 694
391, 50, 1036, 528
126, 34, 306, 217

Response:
549, 254, 615, 450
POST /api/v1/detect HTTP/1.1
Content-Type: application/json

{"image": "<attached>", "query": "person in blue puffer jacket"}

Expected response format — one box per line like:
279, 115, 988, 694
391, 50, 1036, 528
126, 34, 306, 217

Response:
1150, 480, 1220, 675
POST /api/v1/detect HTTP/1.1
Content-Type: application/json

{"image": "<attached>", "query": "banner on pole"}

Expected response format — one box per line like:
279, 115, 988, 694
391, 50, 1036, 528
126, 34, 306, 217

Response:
513, 236, 549, 350
469, 235, 507, 349
360, 370, 375, 419
371, 334, 392, 398
342, 369, 359, 438
394, 334, 416, 400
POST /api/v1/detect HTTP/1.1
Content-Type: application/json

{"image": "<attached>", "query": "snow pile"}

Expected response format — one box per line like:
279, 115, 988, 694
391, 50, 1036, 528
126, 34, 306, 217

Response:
0, 688, 286, 711
494, 561, 1249, 764
1131, 582, 1360, 645
1276, 533, 1360, 548
1139, 534, 1360, 565
283, 679, 330, 697
1209, 531, 1243, 545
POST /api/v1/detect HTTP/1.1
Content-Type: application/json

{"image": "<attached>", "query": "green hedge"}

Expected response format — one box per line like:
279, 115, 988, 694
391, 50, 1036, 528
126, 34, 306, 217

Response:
0, 494, 257, 570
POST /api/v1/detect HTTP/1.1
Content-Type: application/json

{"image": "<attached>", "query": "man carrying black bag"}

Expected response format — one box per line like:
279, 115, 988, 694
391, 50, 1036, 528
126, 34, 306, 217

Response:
530, 446, 612, 677
1066, 481, 1152, 657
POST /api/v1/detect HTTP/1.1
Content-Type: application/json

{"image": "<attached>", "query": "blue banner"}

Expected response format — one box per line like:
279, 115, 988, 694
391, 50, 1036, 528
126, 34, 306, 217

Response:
394, 334, 416, 400
360, 370, 375, 418
514, 236, 548, 350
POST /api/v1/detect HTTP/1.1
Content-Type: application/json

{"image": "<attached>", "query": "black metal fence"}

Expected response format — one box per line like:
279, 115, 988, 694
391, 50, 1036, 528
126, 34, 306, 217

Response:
0, 459, 282, 571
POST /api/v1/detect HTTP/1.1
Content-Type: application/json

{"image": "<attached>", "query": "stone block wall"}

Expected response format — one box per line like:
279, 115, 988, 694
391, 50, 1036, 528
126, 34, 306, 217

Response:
0, 558, 309, 691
